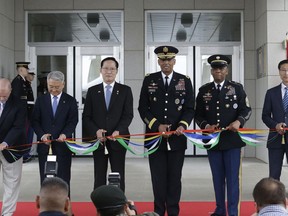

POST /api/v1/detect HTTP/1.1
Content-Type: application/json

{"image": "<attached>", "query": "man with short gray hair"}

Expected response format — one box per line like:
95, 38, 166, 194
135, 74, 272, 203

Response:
32, 71, 78, 194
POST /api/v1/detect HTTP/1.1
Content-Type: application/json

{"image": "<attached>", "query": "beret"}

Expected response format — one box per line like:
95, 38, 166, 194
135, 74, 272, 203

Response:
90, 185, 127, 210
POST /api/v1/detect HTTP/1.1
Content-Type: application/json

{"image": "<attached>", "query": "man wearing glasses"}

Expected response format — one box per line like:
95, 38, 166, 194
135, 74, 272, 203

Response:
83, 57, 133, 191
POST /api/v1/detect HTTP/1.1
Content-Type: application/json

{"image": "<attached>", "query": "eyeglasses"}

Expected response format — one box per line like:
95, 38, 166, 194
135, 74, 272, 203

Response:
102, 67, 117, 72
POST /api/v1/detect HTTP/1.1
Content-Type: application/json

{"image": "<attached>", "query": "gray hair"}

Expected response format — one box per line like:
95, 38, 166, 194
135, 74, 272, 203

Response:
47, 71, 65, 82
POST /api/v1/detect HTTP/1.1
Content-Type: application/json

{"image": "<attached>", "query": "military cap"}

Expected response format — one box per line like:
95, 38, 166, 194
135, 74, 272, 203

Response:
154, 46, 179, 60
90, 185, 127, 210
28, 68, 36, 75
16, 62, 30, 69
207, 55, 231, 68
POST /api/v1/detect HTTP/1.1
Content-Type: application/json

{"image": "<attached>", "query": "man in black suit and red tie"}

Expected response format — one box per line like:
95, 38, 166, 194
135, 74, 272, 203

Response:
82, 57, 133, 192
262, 59, 288, 181
32, 71, 78, 190
0, 78, 27, 216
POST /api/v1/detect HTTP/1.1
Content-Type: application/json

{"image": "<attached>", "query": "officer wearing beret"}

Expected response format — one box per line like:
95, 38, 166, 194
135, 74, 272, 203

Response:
195, 55, 251, 216
138, 46, 195, 216
90, 185, 137, 216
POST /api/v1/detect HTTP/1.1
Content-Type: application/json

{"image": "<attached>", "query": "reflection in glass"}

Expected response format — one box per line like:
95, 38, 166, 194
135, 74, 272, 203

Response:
82, 55, 102, 102
146, 12, 241, 43
37, 56, 67, 97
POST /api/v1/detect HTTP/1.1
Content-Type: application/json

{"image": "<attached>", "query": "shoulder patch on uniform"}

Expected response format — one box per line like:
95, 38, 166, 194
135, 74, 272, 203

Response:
201, 83, 210, 88
145, 73, 151, 77
229, 80, 241, 85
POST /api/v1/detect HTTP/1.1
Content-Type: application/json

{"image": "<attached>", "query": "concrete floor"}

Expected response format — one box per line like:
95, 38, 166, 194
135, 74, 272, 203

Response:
9, 157, 288, 202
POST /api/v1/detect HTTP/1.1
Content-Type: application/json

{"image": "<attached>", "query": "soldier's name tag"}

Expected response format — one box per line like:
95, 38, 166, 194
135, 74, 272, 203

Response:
148, 82, 158, 93
203, 93, 212, 101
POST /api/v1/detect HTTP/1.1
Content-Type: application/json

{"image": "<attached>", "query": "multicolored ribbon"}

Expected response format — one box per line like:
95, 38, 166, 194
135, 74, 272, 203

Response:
4, 128, 271, 158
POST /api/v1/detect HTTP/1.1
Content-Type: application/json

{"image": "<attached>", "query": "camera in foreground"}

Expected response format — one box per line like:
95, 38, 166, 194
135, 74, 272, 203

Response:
108, 172, 121, 188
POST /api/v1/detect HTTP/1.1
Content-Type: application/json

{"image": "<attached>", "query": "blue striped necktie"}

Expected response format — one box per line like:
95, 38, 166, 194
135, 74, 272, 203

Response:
52, 96, 58, 116
283, 87, 288, 112
0, 103, 4, 116
105, 85, 112, 109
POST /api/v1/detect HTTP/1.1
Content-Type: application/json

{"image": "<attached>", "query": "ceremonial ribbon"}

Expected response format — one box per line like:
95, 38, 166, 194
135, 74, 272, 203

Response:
3, 128, 273, 158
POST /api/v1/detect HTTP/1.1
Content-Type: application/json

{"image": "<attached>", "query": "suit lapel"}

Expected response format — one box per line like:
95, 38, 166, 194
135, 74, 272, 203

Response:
156, 72, 166, 91
277, 84, 285, 113
55, 93, 66, 118
44, 94, 54, 119
109, 82, 119, 110
96, 84, 106, 110
169, 73, 177, 92
0, 100, 12, 126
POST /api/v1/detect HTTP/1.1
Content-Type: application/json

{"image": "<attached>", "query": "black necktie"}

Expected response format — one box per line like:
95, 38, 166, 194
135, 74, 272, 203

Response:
217, 84, 221, 94
165, 76, 169, 91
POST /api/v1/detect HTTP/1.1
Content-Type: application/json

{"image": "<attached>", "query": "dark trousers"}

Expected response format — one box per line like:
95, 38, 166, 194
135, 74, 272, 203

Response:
268, 144, 288, 180
207, 148, 241, 216
93, 145, 126, 191
149, 149, 185, 216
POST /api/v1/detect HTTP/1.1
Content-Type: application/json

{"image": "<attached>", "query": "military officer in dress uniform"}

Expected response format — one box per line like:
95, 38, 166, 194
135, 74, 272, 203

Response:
11, 62, 30, 106
195, 55, 251, 216
26, 69, 35, 121
138, 46, 195, 216
25, 69, 36, 160
11, 62, 30, 157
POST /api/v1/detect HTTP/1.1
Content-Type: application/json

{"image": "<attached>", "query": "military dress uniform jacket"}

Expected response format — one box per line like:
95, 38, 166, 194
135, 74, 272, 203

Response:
25, 80, 34, 120
195, 80, 251, 150
11, 75, 28, 104
138, 71, 195, 151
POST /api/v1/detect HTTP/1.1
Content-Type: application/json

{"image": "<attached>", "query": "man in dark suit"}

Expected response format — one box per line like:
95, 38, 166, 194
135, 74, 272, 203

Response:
32, 71, 78, 190
0, 78, 27, 216
138, 46, 195, 216
195, 55, 251, 216
83, 57, 133, 191
262, 59, 288, 180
